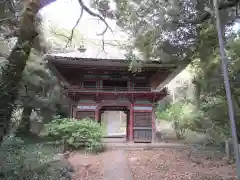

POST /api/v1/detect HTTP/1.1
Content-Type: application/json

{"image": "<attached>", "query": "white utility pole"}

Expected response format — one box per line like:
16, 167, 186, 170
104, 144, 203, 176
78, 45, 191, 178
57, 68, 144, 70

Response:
214, 0, 240, 179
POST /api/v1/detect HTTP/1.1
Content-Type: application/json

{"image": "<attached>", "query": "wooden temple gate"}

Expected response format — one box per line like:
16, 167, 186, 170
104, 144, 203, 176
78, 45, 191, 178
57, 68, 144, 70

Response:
45, 47, 177, 143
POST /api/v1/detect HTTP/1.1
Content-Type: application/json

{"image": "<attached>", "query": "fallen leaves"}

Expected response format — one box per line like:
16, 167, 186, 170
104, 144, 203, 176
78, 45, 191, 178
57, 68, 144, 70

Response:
126, 147, 236, 180
63, 147, 236, 180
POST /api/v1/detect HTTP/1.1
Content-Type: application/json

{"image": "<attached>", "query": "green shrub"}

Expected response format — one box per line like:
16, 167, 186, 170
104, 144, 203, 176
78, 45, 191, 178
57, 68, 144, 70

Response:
0, 136, 72, 180
41, 118, 104, 152
157, 102, 199, 139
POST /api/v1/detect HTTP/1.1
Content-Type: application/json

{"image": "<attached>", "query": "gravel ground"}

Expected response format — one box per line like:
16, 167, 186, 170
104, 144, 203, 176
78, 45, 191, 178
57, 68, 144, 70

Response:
126, 148, 236, 180
67, 151, 103, 180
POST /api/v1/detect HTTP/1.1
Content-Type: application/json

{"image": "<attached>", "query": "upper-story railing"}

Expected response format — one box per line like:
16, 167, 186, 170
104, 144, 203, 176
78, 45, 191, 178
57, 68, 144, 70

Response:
64, 85, 152, 92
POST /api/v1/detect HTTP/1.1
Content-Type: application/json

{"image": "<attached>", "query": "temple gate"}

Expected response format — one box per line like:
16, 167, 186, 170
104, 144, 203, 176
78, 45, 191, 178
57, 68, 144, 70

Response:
45, 47, 179, 143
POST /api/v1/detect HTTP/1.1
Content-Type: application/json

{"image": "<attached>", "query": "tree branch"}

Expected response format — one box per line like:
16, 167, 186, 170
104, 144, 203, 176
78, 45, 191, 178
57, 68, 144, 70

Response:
52, 0, 112, 50
66, 7, 84, 47
77, 0, 113, 35
219, 0, 240, 10
0, 17, 14, 24
2, 29, 20, 38
101, 34, 106, 51
0, 51, 8, 58
184, 0, 240, 24
50, 30, 70, 41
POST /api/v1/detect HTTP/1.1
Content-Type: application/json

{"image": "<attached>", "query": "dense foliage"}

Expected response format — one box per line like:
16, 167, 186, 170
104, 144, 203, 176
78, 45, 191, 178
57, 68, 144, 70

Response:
157, 25, 240, 144
0, 44, 61, 136
42, 118, 104, 152
0, 136, 74, 180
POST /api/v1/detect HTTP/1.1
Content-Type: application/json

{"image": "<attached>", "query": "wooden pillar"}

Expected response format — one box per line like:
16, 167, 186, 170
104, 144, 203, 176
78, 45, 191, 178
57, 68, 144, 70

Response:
99, 80, 102, 89
72, 107, 76, 119
60, 87, 63, 105
95, 106, 100, 122
128, 80, 132, 90
152, 106, 156, 143
69, 102, 72, 118
96, 80, 100, 89
129, 104, 134, 142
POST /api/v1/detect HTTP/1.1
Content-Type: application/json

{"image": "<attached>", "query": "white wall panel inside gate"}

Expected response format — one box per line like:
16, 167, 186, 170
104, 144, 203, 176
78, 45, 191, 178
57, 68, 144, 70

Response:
133, 106, 152, 111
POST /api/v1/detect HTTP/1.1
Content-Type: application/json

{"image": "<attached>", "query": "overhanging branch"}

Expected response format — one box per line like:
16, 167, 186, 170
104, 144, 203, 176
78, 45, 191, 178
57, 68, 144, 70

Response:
50, 31, 70, 41
185, 0, 240, 24
78, 0, 113, 35
219, 0, 240, 10
66, 7, 84, 47
2, 29, 20, 39
61, 0, 113, 50
0, 17, 14, 24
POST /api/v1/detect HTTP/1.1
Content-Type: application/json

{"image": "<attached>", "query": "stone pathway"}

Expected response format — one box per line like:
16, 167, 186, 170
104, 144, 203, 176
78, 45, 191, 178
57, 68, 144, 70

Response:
102, 150, 133, 180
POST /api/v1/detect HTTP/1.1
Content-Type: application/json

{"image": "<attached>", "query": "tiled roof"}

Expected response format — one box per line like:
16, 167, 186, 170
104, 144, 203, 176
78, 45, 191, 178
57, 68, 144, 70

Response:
47, 40, 127, 60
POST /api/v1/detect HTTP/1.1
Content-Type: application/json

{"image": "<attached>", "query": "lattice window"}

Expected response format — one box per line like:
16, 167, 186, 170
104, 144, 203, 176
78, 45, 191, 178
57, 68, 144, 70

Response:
75, 111, 95, 120
134, 112, 152, 127
83, 81, 96, 88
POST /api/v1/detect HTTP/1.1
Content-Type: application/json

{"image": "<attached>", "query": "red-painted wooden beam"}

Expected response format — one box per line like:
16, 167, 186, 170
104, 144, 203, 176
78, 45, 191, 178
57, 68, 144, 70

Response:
129, 104, 134, 142
152, 107, 157, 142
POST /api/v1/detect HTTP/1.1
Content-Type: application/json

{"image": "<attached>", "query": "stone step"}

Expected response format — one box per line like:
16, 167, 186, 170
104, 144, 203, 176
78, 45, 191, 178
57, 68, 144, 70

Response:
104, 142, 188, 150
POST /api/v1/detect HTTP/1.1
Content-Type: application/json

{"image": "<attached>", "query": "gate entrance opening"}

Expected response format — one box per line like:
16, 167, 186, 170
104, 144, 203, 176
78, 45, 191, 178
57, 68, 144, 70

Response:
99, 106, 129, 141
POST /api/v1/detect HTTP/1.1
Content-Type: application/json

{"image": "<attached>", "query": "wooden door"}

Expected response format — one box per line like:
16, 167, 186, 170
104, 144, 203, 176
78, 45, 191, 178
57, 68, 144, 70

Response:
133, 112, 152, 143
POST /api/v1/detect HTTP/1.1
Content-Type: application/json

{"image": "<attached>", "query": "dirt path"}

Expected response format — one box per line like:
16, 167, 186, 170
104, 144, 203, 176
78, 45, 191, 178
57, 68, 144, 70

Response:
102, 150, 133, 180
68, 152, 103, 180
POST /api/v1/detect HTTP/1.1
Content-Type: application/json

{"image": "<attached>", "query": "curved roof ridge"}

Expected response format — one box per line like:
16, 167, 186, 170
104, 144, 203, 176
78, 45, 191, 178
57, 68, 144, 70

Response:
46, 39, 128, 60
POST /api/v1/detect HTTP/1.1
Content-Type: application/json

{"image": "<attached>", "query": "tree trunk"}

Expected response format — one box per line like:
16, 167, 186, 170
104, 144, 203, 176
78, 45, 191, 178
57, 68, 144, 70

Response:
0, 39, 32, 142
173, 121, 181, 140
15, 106, 33, 137
0, 0, 41, 143
193, 80, 201, 108
231, 89, 240, 143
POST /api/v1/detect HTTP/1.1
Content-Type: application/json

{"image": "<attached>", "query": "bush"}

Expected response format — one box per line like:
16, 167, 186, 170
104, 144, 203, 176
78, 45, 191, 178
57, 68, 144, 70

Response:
157, 102, 199, 139
0, 135, 73, 180
41, 118, 104, 152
